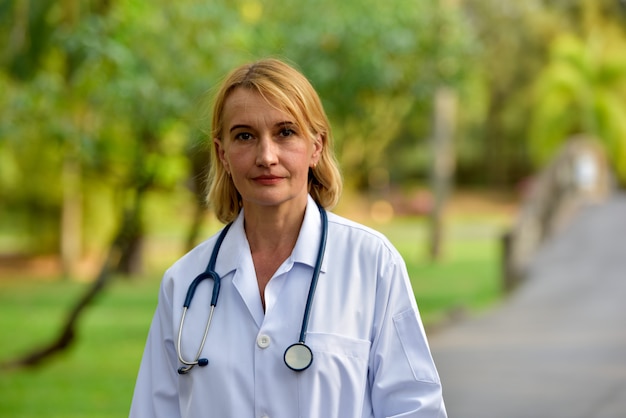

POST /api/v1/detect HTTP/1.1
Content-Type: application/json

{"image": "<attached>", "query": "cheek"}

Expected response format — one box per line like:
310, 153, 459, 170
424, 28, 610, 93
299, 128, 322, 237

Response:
224, 149, 253, 177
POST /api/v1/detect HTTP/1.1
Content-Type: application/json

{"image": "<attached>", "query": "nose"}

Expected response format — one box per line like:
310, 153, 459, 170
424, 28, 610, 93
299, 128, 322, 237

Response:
255, 136, 278, 167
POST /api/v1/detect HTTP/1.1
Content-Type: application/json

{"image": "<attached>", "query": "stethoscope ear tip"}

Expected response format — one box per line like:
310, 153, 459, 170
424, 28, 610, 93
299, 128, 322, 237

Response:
198, 358, 209, 367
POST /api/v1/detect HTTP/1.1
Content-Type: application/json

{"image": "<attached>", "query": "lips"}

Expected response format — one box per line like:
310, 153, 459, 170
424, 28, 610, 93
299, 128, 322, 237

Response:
253, 175, 284, 185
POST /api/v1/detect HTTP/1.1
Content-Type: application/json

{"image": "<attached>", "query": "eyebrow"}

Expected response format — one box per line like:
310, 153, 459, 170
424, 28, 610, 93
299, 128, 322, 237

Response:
228, 121, 296, 133
229, 124, 252, 133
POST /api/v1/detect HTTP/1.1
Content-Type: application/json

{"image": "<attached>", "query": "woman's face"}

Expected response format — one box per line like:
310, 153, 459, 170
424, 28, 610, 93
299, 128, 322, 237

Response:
215, 88, 322, 213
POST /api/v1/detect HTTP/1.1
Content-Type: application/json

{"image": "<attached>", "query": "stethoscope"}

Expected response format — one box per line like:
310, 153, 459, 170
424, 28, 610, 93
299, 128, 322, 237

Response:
176, 203, 328, 375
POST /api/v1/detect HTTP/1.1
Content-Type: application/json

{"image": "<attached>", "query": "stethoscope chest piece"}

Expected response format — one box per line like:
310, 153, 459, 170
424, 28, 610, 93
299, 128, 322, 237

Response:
284, 342, 313, 371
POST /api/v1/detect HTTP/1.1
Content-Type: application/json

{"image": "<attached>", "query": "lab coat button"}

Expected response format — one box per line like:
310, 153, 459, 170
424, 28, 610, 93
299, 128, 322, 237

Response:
257, 334, 271, 348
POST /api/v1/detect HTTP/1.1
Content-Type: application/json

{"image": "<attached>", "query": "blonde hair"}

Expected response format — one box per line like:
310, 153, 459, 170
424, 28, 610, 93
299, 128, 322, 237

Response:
207, 58, 342, 223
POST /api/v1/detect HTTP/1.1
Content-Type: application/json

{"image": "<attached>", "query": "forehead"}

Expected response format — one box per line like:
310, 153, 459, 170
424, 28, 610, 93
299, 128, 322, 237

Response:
222, 88, 293, 125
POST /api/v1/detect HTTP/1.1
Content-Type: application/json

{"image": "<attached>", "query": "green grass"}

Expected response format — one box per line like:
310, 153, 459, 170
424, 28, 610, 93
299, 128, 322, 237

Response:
0, 212, 508, 417
0, 278, 159, 418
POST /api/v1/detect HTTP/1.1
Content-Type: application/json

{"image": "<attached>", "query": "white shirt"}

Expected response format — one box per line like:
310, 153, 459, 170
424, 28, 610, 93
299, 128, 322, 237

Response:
130, 196, 447, 418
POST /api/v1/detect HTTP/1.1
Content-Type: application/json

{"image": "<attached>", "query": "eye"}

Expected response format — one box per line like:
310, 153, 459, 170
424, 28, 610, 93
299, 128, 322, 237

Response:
278, 128, 295, 138
234, 132, 253, 141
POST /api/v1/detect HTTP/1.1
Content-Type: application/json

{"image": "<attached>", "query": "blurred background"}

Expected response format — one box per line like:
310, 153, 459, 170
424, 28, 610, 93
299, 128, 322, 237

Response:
1, 0, 625, 416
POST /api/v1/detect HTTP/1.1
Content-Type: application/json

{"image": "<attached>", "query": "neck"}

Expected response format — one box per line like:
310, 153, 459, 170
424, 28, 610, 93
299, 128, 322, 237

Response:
243, 199, 308, 311
242, 200, 308, 253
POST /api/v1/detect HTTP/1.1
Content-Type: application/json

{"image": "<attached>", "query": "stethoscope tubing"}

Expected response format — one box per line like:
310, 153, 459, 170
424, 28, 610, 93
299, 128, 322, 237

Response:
176, 223, 232, 374
176, 305, 215, 373
176, 204, 327, 374
297, 205, 327, 344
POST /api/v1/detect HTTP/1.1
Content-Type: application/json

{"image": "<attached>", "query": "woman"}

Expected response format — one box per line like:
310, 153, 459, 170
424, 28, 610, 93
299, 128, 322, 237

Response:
130, 58, 447, 417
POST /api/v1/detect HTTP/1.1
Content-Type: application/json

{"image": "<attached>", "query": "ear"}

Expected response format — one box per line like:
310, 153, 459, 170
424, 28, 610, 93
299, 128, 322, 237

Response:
310, 133, 323, 168
214, 137, 229, 174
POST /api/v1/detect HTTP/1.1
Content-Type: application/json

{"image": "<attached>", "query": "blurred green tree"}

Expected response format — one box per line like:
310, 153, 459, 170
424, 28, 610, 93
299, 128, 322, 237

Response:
527, 0, 626, 185
0, 0, 116, 267
249, 0, 473, 190
529, 29, 626, 185
3, 0, 624, 277
453, 0, 556, 187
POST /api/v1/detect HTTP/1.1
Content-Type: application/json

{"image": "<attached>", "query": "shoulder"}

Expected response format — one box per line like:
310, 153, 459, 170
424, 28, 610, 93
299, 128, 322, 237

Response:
325, 211, 401, 261
163, 229, 224, 280
323, 212, 413, 306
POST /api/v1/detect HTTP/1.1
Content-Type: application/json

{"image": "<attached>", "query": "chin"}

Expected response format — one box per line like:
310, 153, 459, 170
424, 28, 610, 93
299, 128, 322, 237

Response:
244, 192, 305, 209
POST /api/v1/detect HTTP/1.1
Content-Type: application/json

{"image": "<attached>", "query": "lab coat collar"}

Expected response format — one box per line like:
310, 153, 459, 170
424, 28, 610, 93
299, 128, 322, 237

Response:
213, 196, 328, 326
212, 213, 247, 281
291, 195, 328, 274
214, 195, 328, 280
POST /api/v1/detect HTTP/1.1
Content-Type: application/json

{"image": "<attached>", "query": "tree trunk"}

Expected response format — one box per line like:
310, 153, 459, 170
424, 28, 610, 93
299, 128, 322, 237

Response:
113, 187, 148, 276
429, 87, 457, 261
184, 143, 211, 252
60, 154, 82, 278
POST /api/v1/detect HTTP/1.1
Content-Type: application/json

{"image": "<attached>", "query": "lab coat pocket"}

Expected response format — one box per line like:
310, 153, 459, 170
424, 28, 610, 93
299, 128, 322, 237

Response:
297, 332, 371, 418
306, 332, 371, 359
393, 309, 439, 383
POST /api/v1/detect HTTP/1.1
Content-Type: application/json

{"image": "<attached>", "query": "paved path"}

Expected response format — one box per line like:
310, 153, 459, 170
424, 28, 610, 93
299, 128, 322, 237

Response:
429, 194, 626, 418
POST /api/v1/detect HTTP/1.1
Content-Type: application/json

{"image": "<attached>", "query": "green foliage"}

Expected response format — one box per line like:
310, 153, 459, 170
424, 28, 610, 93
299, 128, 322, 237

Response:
2, 0, 626, 260
1, 0, 476, 257
529, 29, 626, 184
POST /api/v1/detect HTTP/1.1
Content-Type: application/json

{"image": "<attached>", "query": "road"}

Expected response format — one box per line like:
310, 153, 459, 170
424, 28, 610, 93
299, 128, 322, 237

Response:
429, 194, 626, 418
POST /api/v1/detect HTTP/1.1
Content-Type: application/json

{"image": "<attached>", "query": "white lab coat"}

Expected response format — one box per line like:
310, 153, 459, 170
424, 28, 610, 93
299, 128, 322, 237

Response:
130, 196, 447, 418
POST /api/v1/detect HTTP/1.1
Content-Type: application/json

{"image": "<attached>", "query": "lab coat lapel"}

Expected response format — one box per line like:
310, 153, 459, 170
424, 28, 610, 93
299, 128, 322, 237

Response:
291, 196, 328, 273
215, 214, 265, 328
